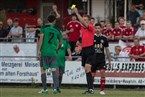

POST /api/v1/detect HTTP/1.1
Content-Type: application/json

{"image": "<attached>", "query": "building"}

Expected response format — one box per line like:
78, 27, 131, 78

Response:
0, 0, 145, 28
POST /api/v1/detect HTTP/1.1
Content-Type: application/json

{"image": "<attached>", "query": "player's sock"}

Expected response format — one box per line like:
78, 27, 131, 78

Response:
86, 72, 94, 90
52, 71, 59, 90
100, 77, 106, 91
41, 73, 47, 90
59, 75, 62, 88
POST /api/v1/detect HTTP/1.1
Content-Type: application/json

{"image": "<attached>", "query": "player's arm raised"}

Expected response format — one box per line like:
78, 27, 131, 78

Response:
72, 8, 88, 28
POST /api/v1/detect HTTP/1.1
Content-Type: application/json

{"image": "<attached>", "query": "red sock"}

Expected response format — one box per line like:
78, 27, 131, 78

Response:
100, 77, 105, 91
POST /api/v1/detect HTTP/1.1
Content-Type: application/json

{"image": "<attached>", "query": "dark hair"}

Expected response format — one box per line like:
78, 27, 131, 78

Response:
47, 15, 56, 23
71, 13, 77, 17
83, 14, 91, 20
95, 23, 101, 27
91, 17, 95, 20
14, 18, 19, 22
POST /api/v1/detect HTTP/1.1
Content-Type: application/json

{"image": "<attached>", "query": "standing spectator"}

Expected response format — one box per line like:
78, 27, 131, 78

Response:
90, 17, 95, 26
7, 18, 23, 42
0, 21, 7, 42
118, 17, 126, 30
112, 22, 123, 41
123, 21, 135, 41
136, 4, 144, 16
135, 20, 145, 45
50, 4, 61, 30
35, 18, 43, 38
113, 46, 122, 61
127, 5, 140, 27
6, 18, 13, 33
129, 38, 145, 62
66, 13, 81, 52
102, 23, 113, 40
138, 11, 145, 24
100, 20, 106, 29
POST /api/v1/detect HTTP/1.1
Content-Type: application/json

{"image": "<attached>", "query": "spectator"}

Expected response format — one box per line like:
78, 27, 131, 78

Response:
50, 4, 61, 30
0, 21, 7, 42
112, 22, 123, 41
90, 17, 95, 26
118, 17, 126, 30
102, 23, 113, 40
135, 20, 145, 45
6, 18, 13, 33
138, 11, 145, 24
100, 20, 106, 29
123, 21, 135, 41
136, 4, 144, 16
35, 18, 43, 38
66, 13, 81, 52
7, 18, 23, 42
129, 38, 145, 62
114, 46, 121, 61
127, 5, 140, 27
26, 27, 36, 42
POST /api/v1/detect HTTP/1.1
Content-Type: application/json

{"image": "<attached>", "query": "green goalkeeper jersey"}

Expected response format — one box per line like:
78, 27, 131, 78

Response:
40, 24, 62, 56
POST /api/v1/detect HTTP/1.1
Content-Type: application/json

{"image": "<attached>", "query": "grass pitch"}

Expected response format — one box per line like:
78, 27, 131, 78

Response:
0, 87, 145, 97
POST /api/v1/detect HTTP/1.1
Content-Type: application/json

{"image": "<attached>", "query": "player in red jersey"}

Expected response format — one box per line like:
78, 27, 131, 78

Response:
112, 22, 123, 41
66, 13, 82, 52
73, 7, 95, 94
119, 17, 126, 30
129, 38, 145, 61
122, 21, 135, 42
102, 23, 113, 40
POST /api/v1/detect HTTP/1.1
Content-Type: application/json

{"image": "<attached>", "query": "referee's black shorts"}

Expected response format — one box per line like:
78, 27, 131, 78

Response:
81, 46, 95, 67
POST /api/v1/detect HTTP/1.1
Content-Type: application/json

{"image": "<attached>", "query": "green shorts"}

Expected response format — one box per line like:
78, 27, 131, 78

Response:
40, 56, 57, 69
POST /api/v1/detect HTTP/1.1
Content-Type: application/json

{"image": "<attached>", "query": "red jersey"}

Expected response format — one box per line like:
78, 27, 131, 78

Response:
112, 28, 123, 36
120, 25, 126, 31
102, 28, 113, 37
123, 28, 135, 36
67, 21, 82, 42
81, 24, 95, 48
129, 45, 145, 61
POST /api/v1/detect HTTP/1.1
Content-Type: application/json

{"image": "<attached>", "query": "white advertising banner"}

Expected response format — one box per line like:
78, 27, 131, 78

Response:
0, 61, 145, 85
0, 43, 37, 61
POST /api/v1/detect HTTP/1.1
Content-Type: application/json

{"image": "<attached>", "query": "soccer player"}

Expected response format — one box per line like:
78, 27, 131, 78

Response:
91, 23, 111, 95
129, 38, 145, 61
73, 8, 95, 94
57, 32, 72, 92
38, 15, 62, 94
